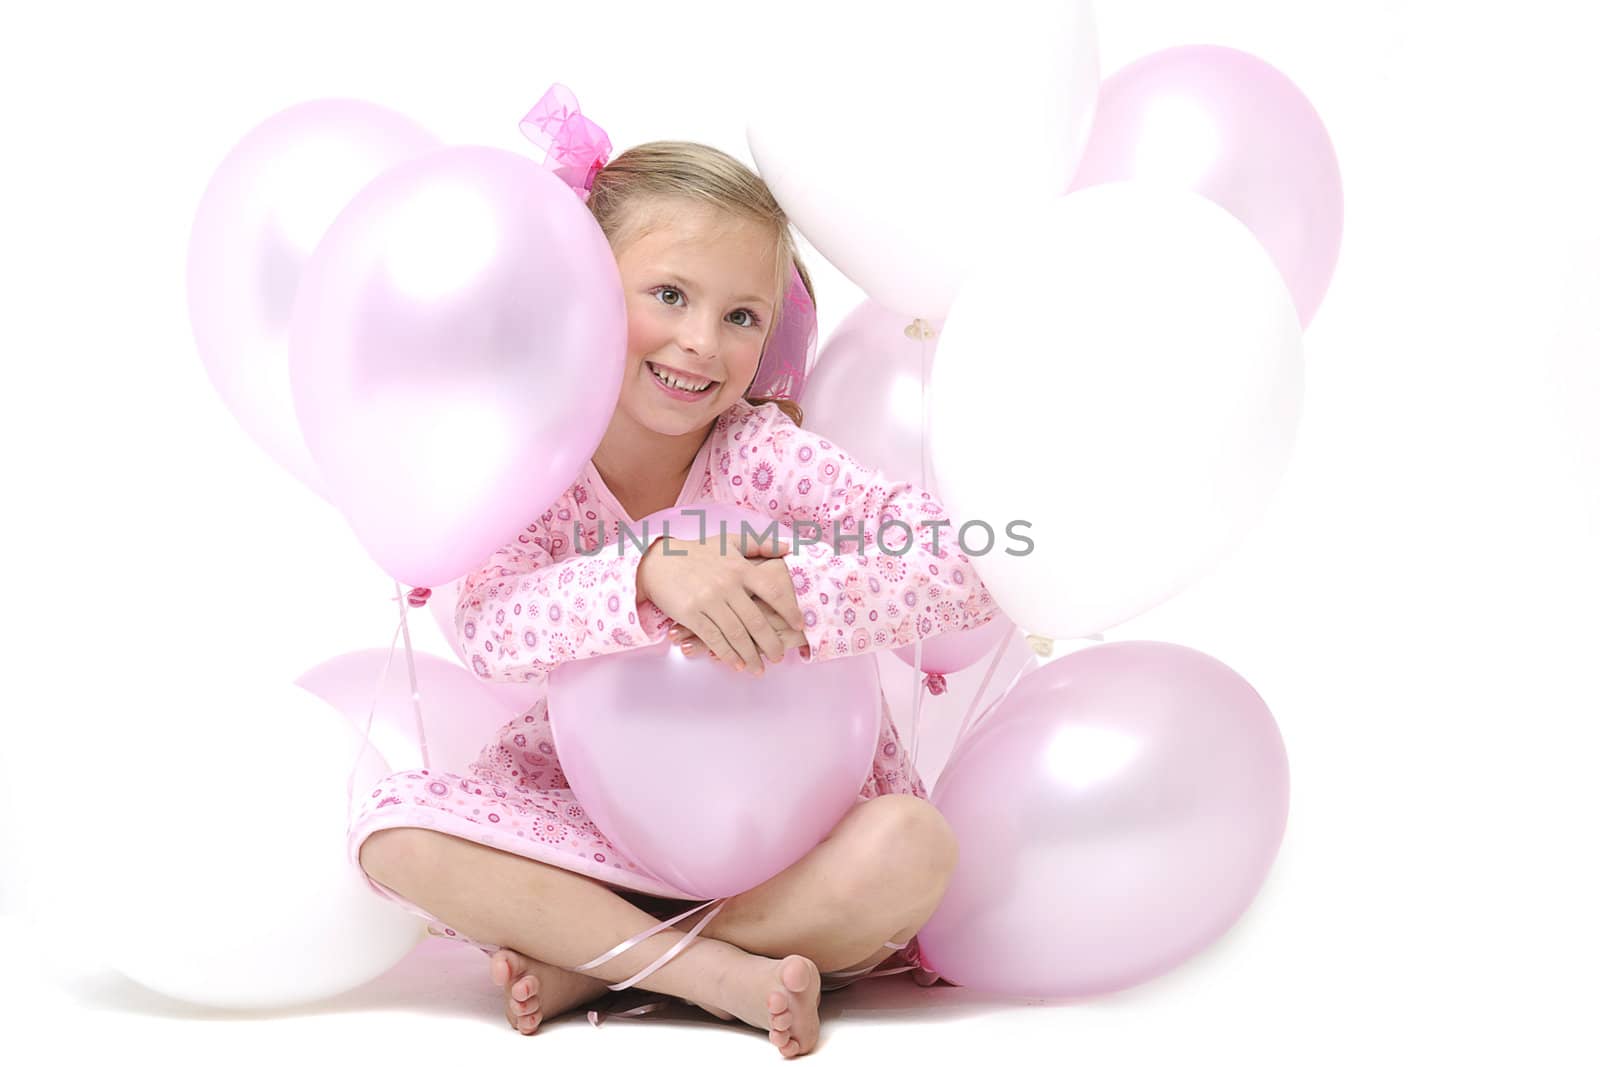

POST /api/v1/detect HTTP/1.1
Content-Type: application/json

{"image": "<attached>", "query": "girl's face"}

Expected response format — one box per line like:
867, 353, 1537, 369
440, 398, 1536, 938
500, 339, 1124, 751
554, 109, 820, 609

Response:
612, 203, 779, 439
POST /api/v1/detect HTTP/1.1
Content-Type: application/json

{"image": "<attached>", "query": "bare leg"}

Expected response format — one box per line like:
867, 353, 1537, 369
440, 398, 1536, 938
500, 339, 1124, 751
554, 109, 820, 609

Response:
361, 829, 823, 1057
693, 794, 956, 973
362, 795, 955, 1053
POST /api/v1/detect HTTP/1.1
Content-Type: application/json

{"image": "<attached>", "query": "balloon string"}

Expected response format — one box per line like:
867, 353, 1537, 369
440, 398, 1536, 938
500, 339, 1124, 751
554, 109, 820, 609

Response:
908, 632, 927, 774
907, 315, 933, 772
916, 316, 932, 494
948, 626, 1022, 759
950, 632, 1109, 753
952, 650, 1035, 753
393, 580, 431, 771
346, 610, 406, 828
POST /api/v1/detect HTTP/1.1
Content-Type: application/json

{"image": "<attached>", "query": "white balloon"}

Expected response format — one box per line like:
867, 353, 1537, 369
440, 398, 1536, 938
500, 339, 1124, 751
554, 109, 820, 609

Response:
929, 182, 1304, 638
99, 681, 426, 1009
747, 0, 1099, 320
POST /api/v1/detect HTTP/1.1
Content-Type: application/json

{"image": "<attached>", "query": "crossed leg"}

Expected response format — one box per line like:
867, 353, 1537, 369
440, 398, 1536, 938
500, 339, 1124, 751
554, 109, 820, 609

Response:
365, 793, 956, 1041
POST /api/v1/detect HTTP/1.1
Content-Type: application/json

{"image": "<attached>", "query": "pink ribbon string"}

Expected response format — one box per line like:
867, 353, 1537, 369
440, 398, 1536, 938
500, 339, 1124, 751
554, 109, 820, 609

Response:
922, 671, 948, 695
572, 897, 729, 994
580, 923, 933, 1025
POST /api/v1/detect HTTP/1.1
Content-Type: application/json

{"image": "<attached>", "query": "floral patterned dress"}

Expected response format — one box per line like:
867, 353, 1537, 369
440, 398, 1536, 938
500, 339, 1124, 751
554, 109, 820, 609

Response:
346, 398, 996, 991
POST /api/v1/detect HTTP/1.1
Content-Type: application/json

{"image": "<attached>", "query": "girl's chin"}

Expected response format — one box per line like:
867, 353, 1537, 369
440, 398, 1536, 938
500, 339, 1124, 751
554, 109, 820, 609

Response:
626, 389, 730, 433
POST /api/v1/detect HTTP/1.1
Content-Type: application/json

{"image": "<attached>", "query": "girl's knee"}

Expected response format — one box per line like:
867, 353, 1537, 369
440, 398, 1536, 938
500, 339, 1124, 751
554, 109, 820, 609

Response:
358, 826, 436, 884
829, 797, 957, 909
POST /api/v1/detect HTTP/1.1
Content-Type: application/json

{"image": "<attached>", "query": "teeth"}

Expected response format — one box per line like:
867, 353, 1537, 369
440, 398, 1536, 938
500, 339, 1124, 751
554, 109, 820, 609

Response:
650, 364, 713, 392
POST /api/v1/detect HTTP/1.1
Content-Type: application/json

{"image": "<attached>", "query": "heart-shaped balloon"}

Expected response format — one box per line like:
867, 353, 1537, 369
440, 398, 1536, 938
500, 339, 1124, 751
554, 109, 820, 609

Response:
546, 641, 880, 899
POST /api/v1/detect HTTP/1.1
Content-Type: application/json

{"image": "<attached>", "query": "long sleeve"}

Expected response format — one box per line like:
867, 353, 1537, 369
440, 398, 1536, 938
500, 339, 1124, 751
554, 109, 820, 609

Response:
724, 402, 997, 662
456, 518, 671, 685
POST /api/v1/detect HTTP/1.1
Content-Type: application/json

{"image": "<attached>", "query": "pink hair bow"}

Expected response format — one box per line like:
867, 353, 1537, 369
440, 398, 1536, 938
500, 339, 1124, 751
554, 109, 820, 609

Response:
520, 83, 612, 201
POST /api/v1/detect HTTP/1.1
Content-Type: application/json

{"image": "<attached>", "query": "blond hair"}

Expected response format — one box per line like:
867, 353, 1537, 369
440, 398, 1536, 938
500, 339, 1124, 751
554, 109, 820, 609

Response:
584, 140, 812, 427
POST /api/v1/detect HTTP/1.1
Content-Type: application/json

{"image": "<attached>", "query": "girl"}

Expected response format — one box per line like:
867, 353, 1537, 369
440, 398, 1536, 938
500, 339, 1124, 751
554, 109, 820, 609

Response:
349, 140, 995, 1058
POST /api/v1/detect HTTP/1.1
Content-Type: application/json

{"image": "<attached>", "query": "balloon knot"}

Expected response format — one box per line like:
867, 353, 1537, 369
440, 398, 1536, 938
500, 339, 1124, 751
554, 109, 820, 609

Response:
923, 672, 948, 695
405, 587, 432, 608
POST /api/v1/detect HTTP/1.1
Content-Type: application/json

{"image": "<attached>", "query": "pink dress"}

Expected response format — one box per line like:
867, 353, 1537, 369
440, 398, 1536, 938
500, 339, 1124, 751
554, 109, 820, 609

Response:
346, 399, 996, 1000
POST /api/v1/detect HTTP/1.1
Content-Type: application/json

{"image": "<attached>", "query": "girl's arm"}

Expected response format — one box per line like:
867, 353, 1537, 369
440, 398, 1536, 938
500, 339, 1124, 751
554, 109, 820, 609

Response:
455, 521, 671, 685
729, 404, 997, 662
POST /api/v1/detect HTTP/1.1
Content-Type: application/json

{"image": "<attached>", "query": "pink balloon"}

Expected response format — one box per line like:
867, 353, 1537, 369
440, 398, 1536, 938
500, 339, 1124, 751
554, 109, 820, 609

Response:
891, 613, 1010, 676
803, 299, 944, 490
917, 641, 1289, 998
295, 647, 530, 774
289, 146, 626, 587
547, 644, 880, 899
187, 99, 440, 497
805, 305, 1010, 678
1069, 45, 1343, 327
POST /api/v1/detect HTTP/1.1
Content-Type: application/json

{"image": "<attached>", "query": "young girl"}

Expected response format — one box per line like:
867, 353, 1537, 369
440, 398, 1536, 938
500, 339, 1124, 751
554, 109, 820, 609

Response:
348, 140, 995, 1058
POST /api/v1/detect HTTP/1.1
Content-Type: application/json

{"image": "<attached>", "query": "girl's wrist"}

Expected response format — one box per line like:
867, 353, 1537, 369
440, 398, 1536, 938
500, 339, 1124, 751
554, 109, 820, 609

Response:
636, 536, 664, 606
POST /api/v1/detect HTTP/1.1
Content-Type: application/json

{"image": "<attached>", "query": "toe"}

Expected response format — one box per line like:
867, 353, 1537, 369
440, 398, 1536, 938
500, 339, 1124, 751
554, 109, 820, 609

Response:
490, 952, 511, 988
780, 955, 814, 994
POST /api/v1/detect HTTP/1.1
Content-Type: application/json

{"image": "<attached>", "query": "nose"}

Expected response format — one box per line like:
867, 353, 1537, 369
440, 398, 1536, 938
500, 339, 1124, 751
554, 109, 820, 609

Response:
676, 307, 721, 363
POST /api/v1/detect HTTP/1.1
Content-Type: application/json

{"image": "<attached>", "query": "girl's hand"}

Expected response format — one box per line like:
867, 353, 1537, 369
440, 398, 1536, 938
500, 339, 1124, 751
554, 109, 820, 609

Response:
637, 534, 805, 676
669, 601, 811, 664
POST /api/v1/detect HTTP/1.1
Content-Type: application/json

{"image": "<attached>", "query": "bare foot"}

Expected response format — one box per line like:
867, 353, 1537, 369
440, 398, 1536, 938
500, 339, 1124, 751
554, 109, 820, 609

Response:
489, 948, 611, 1034
716, 953, 823, 1058
490, 946, 735, 1029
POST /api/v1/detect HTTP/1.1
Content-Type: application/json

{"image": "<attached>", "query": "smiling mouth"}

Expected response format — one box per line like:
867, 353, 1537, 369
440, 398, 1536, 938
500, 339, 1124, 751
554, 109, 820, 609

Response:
646, 361, 719, 393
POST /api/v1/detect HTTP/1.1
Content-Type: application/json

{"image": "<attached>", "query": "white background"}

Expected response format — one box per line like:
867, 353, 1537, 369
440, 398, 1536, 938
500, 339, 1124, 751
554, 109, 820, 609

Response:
3, 0, 1598, 1062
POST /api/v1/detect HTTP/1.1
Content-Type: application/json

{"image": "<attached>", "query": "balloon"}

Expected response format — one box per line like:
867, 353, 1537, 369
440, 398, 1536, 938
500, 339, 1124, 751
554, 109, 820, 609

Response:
1069, 45, 1344, 327
546, 499, 878, 898
917, 641, 1289, 997
101, 682, 426, 1009
296, 647, 536, 773
747, 1, 1099, 320
425, 578, 546, 714
803, 303, 1013, 679
891, 613, 1010, 676
289, 146, 626, 588
186, 99, 440, 496
803, 299, 944, 491
929, 182, 1303, 639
